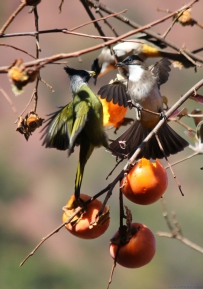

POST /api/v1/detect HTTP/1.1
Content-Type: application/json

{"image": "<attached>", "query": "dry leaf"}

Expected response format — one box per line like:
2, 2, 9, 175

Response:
16, 111, 44, 140
174, 9, 196, 26
8, 59, 39, 95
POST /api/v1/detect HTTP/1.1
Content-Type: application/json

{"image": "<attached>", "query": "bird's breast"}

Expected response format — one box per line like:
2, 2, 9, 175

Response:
128, 79, 163, 129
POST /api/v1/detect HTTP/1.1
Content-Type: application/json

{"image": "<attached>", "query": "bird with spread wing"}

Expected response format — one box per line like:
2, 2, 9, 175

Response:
98, 55, 188, 159
41, 67, 109, 201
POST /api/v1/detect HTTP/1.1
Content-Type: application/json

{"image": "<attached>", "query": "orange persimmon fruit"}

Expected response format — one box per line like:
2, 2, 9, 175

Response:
62, 194, 110, 239
110, 222, 156, 268
121, 158, 168, 205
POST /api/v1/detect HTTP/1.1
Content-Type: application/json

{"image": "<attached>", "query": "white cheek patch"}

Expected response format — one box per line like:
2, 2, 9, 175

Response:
128, 65, 144, 82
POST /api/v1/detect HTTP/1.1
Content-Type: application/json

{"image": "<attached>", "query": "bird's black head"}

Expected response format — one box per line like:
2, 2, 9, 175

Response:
91, 58, 101, 85
116, 55, 144, 67
64, 66, 95, 83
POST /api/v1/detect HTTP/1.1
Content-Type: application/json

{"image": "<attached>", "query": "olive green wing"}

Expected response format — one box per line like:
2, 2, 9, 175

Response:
41, 102, 73, 150
68, 99, 92, 155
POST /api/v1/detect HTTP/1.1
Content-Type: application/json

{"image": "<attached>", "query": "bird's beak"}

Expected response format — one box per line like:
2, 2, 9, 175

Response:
89, 71, 96, 77
89, 71, 97, 85
116, 62, 125, 67
93, 75, 98, 85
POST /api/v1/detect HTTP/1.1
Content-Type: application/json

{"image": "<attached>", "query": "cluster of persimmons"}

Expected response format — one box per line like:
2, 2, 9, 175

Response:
62, 98, 168, 269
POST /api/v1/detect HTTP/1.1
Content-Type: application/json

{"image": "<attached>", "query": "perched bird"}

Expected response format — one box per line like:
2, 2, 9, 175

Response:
41, 67, 109, 200
105, 55, 188, 159
98, 73, 133, 133
92, 33, 194, 83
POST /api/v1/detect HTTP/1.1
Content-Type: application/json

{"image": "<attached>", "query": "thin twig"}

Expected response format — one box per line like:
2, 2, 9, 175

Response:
80, 0, 107, 42
33, 79, 39, 112
20, 170, 124, 266
162, 10, 186, 38
33, 6, 40, 113
58, 0, 64, 13
87, 0, 202, 65
0, 44, 36, 59
33, 6, 41, 53
1, 3, 199, 74
157, 6, 203, 29
107, 262, 116, 289
106, 157, 125, 180
40, 78, 55, 92
95, 9, 119, 37
175, 119, 196, 132
20, 205, 83, 266
155, 134, 184, 196
157, 199, 203, 254
165, 152, 199, 169
0, 9, 127, 38
0, 87, 17, 113
0, 29, 115, 40
70, 9, 127, 32
0, 1, 27, 35
179, 48, 200, 67
15, 92, 35, 124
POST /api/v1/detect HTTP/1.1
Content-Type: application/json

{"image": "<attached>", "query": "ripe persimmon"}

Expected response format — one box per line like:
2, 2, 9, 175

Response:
62, 194, 110, 239
121, 158, 168, 205
110, 222, 156, 268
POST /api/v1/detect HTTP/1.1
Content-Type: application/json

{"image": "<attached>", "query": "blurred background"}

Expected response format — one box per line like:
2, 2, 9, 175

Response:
0, 1, 203, 288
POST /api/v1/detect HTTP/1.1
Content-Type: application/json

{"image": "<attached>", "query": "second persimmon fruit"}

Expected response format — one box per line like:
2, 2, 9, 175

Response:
121, 158, 168, 205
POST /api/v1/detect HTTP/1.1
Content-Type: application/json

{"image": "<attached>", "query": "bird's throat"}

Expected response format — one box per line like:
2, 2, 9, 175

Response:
128, 65, 145, 82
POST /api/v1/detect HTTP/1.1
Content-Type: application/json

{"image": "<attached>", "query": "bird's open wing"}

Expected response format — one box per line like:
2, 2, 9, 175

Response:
41, 102, 73, 150
69, 100, 91, 155
150, 58, 171, 87
98, 78, 131, 107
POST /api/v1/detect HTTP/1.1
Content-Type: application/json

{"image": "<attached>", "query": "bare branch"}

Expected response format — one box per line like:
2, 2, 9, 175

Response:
0, 43, 36, 59
19, 205, 83, 267
162, 10, 186, 38
0, 1, 27, 35
0, 2, 200, 74
58, 0, 64, 13
87, 0, 203, 64
95, 9, 119, 37
157, 199, 203, 254
80, 0, 107, 41
70, 9, 127, 32
0, 87, 17, 113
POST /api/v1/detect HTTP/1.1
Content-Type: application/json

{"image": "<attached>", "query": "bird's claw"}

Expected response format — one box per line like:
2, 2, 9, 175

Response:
160, 111, 167, 120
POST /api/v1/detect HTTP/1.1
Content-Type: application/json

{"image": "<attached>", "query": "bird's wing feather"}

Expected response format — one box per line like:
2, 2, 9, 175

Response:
41, 102, 73, 150
98, 81, 131, 107
150, 58, 171, 87
68, 100, 91, 155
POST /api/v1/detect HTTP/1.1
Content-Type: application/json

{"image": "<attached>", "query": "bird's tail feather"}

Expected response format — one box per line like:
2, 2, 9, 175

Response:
159, 51, 194, 68
74, 142, 94, 200
109, 120, 188, 160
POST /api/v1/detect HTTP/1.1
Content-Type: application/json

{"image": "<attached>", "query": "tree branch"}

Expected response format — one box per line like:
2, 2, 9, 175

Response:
157, 199, 203, 254
0, 1, 200, 74
87, 0, 203, 64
